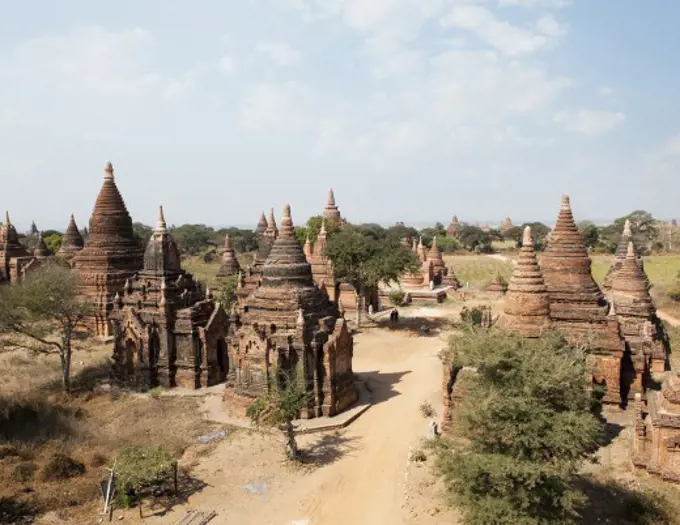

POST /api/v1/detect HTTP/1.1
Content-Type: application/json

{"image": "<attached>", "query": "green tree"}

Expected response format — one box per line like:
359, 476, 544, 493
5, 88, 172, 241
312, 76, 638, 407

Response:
215, 275, 238, 313
613, 210, 658, 251
326, 225, 421, 326
293, 216, 341, 247
133, 222, 153, 248
456, 225, 494, 252
247, 371, 310, 460
437, 329, 602, 525
43, 233, 63, 254
385, 223, 419, 244
216, 228, 259, 253
169, 224, 215, 255
436, 236, 460, 253
0, 263, 93, 393
577, 221, 600, 249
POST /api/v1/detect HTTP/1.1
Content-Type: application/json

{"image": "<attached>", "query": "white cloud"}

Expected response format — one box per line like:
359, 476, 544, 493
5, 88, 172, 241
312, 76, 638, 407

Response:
553, 109, 626, 136
441, 5, 567, 56
498, 0, 572, 6
256, 41, 301, 66
240, 82, 309, 131
599, 85, 615, 97
218, 54, 237, 74
0, 25, 192, 100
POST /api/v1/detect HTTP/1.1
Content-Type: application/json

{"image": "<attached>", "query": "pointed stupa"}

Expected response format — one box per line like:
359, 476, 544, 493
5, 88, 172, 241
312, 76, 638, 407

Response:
58, 214, 85, 260
74, 162, 143, 337
602, 219, 648, 293
411, 238, 418, 254
446, 216, 459, 238
428, 237, 446, 278
501, 226, 550, 337
33, 233, 51, 260
303, 233, 313, 260
243, 204, 337, 327
611, 243, 654, 318
323, 188, 343, 224
143, 205, 182, 276
417, 237, 427, 262
0, 211, 30, 259
28, 221, 39, 237
217, 234, 242, 277
313, 218, 328, 257
540, 195, 623, 401
255, 211, 268, 236
265, 207, 278, 239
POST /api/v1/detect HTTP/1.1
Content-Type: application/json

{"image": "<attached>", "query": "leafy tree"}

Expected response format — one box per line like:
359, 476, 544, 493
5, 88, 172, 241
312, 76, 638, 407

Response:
437, 329, 602, 525
293, 216, 341, 247
456, 225, 494, 252
613, 210, 658, 250
216, 227, 259, 253
326, 225, 421, 326
0, 263, 93, 393
215, 275, 238, 313
577, 221, 600, 249
43, 233, 63, 254
169, 224, 215, 255
385, 223, 419, 244
133, 222, 153, 248
503, 223, 551, 250
437, 236, 460, 253
247, 371, 310, 460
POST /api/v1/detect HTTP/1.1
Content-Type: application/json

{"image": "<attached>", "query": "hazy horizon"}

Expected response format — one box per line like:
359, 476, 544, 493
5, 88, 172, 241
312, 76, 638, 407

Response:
1, 1, 679, 228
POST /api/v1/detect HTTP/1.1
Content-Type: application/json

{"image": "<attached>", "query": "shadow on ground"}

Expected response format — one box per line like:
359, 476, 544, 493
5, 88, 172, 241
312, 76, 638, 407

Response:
577, 476, 675, 525
0, 395, 79, 444
0, 496, 37, 524
374, 316, 452, 337
126, 470, 209, 520
356, 370, 411, 406
300, 431, 361, 470
44, 359, 111, 394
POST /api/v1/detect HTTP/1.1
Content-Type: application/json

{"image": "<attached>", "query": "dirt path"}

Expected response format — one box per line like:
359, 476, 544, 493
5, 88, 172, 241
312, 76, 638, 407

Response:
147, 314, 459, 525
658, 309, 680, 327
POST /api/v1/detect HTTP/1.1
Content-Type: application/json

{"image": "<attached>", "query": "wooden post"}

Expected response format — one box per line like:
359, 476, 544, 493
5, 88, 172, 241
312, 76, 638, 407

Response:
139, 500, 143, 519
173, 461, 178, 495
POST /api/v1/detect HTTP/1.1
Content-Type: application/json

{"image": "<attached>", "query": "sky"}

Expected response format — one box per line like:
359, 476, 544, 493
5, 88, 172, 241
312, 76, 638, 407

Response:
1, 0, 679, 231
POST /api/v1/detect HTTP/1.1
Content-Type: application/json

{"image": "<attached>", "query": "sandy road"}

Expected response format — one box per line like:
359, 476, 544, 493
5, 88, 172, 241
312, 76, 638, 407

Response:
150, 321, 451, 525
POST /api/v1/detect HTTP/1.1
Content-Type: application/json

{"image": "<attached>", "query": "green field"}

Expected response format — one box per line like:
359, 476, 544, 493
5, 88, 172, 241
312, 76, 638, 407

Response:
590, 254, 680, 288
444, 255, 514, 290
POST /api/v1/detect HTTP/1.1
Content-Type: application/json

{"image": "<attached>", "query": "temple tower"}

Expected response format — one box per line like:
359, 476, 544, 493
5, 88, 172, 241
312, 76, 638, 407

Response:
602, 219, 647, 293
217, 234, 241, 278
255, 211, 268, 236
501, 226, 550, 337
74, 162, 143, 338
0, 212, 32, 283
540, 195, 623, 403
323, 188, 343, 225
57, 214, 85, 264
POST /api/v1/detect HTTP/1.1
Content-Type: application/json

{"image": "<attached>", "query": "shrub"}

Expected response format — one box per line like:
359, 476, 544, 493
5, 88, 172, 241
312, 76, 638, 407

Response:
12, 461, 37, 483
436, 330, 602, 525
149, 387, 163, 399
42, 453, 85, 481
420, 401, 435, 418
436, 237, 460, 253
113, 445, 176, 507
459, 306, 485, 326
389, 289, 406, 306
90, 452, 108, 467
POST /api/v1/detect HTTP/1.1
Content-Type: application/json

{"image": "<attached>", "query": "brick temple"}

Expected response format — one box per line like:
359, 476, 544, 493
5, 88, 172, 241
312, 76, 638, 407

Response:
74, 162, 144, 338
225, 204, 357, 419
110, 207, 230, 389
56, 214, 84, 265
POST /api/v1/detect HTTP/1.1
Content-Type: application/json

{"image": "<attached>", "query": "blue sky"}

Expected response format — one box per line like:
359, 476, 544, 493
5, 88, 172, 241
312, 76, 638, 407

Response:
1, 0, 679, 230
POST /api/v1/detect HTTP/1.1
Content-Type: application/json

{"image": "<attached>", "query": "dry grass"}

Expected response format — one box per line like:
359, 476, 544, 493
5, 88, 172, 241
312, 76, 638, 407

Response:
444, 254, 514, 290
181, 253, 254, 287
0, 341, 221, 523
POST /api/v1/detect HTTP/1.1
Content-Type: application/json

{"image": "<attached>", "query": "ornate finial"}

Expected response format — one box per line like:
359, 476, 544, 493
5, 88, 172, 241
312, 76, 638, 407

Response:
623, 219, 632, 237
320, 217, 327, 235
627, 241, 635, 259
124, 278, 132, 292
296, 308, 305, 327
156, 205, 167, 232
328, 188, 336, 207
279, 204, 294, 238
522, 226, 533, 247
104, 162, 114, 181
4, 211, 10, 226
560, 194, 570, 210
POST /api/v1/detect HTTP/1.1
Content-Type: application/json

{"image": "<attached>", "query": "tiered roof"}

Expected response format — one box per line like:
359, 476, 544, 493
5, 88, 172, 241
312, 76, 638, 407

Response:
217, 234, 241, 278
58, 214, 84, 259
602, 219, 647, 292
143, 206, 182, 277
255, 211, 268, 236
611, 243, 654, 318
33, 234, 51, 260
323, 188, 342, 224
502, 226, 550, 337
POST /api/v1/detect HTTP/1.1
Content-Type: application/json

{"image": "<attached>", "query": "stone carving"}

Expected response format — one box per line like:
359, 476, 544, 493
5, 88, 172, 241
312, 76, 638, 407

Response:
611, 242, 669, 397
74, 162, 144, 337
539, 195, 623, 404
501, 226, 550, 337
110, 206, 230, 390
632, 375, 680, 483
226, 204, 358, 419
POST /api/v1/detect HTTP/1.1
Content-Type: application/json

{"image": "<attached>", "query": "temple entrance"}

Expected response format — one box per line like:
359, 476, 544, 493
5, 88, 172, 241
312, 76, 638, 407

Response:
149, 332, 161, 388
217, 338, 228, 382
125, 339, 137, 377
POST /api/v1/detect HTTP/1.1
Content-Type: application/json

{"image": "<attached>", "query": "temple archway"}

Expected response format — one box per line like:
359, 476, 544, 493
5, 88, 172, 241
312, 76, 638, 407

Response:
216, 338, 229, 382
149, 331, 161, 387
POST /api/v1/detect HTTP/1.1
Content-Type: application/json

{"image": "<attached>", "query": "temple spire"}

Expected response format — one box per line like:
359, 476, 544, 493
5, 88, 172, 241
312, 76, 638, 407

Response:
5, 211, 10, 225
104, 161, 114, 181
156, 205, 167, 233
522, 225, 532, 246
328, 188, 336, 207
279, 204, 294, 239
623, 219, 632, 238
